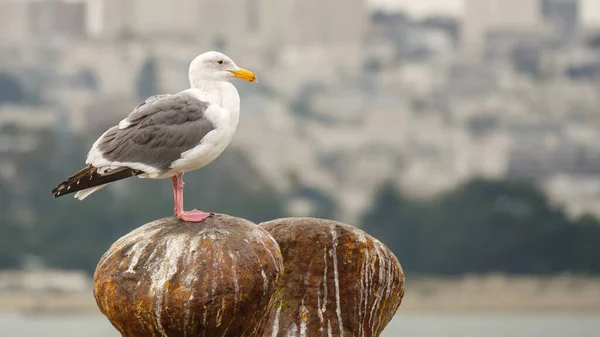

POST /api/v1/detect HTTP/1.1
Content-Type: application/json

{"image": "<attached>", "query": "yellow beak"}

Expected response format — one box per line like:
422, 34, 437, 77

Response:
229, 68, 258, 83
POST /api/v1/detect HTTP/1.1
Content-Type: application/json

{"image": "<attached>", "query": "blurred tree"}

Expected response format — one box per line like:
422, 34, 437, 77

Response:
511, 44, 541, 77
0, 179, 11, 217
74, 68, 98, 90
136, 57, 159, 99
0, 72, 26, 104
0, 222, 25, 269
569, 214, 600, 273
286, 169, 338, 219
292, 186, 337, 220
426, 179, 571, 274
588, 34, 600, 49
363, 58, 383, 73
0, 180, 23, 269
361, 181, 430, 274
361, 178, 600, 276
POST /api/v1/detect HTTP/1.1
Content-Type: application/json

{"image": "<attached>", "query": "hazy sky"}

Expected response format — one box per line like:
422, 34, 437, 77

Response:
368, 0, 600, 27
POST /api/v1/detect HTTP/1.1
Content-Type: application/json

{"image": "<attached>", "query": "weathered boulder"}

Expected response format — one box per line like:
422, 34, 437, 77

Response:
94, 214, 283, 337
260, 218, 405, 337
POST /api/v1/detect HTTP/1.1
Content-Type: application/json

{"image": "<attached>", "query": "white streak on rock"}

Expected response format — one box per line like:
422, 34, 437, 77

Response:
364, 243, 372, 325
125, 241, 147, 273
254, 231, 280, 274
183, 238, 201, 336
355, 229, 367, 244
262, 270, 269, 296
214, 244, 226, 328
355, 226, 370, 337
149, 234, 189, 337
215, 297, 226, 327
270, 302, 282, 337
330, 225, 344, 337
100, 225, 162, 266
299, 322, 308, 337
202, 293, 209, 332
299, 301, 308, 337
229, 252, 239, 312
201, 236, 213, 336
374, 242, 393, 333
285, 323, 298, 337
322, 247, 328, 314
369, 244, 384, 332
251, 317, 263, 336
327, 320, 333, 337
385, 246, 394, 326
316, 287, 324, 328
246, 303, 259, 335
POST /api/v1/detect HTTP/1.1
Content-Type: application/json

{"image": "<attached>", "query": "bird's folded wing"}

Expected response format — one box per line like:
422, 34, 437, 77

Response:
86, 92, 217, 174
119, 94, 172, 128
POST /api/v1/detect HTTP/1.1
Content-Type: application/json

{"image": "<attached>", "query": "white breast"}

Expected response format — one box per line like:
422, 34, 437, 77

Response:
168, 84, 240, 174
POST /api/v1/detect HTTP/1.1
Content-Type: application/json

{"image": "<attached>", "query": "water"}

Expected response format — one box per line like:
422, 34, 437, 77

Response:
1, 312, 598, 337
383, 313, 599, 337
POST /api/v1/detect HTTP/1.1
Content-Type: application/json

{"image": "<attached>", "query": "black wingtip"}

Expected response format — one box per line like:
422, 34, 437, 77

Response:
51, 182, 68, 198
51, 167, 142, 199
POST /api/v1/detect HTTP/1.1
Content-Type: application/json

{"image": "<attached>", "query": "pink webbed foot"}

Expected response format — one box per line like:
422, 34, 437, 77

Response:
176, 209, 213, 222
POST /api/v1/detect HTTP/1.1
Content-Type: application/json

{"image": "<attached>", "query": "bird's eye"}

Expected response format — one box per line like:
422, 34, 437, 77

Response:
218, 60, 224, 65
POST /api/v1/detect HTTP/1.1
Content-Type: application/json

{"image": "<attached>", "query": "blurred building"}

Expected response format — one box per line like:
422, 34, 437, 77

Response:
462, 0, 581, 55
88, 0, 244, 43
0, 0, 367, 68
0, 0, 87, 44
276, 0, 366, 67
88, 0, 366, 69
462, 0, 541, 54
541, 0, 580, 37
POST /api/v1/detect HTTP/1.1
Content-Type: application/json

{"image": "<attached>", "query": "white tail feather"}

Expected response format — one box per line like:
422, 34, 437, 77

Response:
74, 184, 108, 200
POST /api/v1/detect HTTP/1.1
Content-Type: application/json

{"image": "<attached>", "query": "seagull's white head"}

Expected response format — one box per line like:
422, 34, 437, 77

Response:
189, 51, 257, 86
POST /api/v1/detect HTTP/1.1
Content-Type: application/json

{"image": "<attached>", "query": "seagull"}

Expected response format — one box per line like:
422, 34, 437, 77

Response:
51, 51, 257, 222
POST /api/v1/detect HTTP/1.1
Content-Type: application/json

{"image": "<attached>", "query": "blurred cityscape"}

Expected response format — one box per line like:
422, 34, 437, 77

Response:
2, 0, 600, 318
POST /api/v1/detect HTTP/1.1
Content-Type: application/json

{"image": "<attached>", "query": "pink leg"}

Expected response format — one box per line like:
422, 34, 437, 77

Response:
172, 176, 182, 215
172, 173, 212, 222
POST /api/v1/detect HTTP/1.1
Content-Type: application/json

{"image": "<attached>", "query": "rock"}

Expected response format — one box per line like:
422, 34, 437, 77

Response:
260, 218, 405, 337
94, 214, 283, 337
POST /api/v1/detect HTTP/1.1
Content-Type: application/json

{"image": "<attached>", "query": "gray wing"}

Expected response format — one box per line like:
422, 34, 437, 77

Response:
125, 94, 173, 125
94, 92, 214, 172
